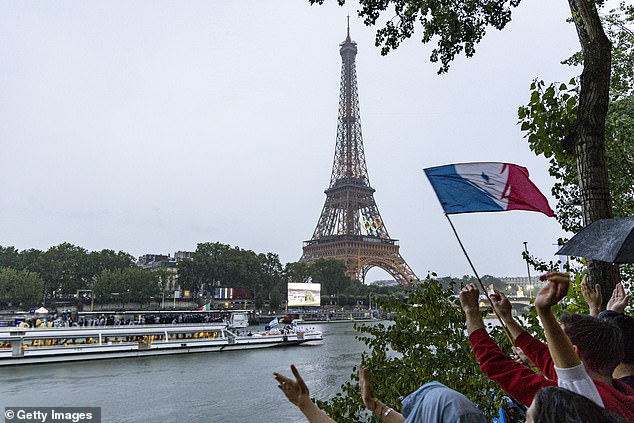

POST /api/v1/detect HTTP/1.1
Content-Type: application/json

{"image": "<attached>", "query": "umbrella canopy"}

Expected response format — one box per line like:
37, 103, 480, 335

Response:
34, 307, 49, 314
556, 216, 634, 263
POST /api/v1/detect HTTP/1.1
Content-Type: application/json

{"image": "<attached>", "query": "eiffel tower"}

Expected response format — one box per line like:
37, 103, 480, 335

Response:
300, 23, 418, 284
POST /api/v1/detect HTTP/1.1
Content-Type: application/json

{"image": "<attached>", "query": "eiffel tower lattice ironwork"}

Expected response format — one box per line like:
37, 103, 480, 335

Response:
300, 24, 418, 284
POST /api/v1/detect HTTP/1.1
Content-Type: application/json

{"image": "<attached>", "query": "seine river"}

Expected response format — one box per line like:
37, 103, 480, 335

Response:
0, 323, 371, 423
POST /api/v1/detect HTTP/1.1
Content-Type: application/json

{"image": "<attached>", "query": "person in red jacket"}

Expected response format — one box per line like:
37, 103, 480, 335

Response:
459, 272, 634, 421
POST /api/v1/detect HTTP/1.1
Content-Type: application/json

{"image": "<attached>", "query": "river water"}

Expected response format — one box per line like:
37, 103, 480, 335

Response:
0, 323, 370, 423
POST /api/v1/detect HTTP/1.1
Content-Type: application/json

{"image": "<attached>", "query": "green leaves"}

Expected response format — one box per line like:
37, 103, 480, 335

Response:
93, 267, 159, 305
318, 278, 505, 422
517, 4, 634, 239
518, 77, 579, 160
0, 267, 44, 307
310, 0, 522, 74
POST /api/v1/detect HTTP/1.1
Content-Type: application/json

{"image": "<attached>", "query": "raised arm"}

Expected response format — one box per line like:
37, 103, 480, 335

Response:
274, 364, 336, 423
534, 272, 604, 407
580, 275, 603, 317
606, 282, 631, 313
534, 273, 579, 369
359, 366, 405, 423
460, 284, 485, 335
489, 290, 525, 340
461, 284, 553, 406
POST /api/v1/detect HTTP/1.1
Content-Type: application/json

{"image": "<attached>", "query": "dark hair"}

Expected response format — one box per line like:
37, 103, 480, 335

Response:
599, 312, 634, 365
560, 313, 624, 376
533, 387, 627, 423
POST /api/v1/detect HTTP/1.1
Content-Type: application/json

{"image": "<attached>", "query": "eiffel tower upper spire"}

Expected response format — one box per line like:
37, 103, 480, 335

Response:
300, 24, 417, 284
331, 21, 368, 188
308, 25, 390, 240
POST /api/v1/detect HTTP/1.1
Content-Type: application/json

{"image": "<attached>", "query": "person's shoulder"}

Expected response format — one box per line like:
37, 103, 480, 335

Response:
594, 378, 634, 398
614, 377, 634, 393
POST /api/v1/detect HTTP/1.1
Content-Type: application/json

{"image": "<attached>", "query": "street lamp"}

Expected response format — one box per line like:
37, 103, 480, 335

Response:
523, 242, 533, 299
76, 290, 94, 312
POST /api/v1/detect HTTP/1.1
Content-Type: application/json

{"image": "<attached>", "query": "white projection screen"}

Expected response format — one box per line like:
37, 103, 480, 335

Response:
287, 283, 321, 307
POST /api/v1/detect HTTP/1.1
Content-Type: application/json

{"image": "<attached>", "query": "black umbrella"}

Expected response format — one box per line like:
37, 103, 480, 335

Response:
556, 216, 634, 263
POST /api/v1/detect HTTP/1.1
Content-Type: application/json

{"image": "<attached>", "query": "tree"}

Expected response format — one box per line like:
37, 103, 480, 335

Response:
40, 243, 93, 297
269, 286, 282, 310
284, 261, 312, 283
93, 267, 159, 305
87, 249, 136, 275
309, 0, 619, 301
0, 267, 44, 307
518, 3, 633, 291
0, 246, 21, 269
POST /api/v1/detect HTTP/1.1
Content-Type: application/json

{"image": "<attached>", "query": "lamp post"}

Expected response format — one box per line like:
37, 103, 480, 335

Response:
76, 289, 94, 312
523, 242, 533, 299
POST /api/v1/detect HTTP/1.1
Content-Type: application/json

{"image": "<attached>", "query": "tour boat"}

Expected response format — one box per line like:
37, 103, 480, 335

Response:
0, 323, 322, 366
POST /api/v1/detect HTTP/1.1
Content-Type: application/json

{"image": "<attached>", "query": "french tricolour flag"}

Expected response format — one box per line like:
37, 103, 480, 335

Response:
424, 162, 554, 217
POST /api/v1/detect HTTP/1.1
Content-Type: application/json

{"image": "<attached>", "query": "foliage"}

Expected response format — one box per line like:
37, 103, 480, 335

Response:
603, 2, 634, 102
605, 95, 634, 220
309, 0, 521, 74
178, 242, 287, 306
520, 84, 634, 227
517, 3, 633, 231
0, 267, 44, 307
309, 258, 354, 297
517, 78, 581, 232
0, 244, 136, 299
517, 3, 634, 285
316, 268, 628, 422
316, 277, 504, 422
93, 267, 159, 305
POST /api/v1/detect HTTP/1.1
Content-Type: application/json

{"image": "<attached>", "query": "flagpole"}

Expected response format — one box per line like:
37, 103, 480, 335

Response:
444, 214, 515, 346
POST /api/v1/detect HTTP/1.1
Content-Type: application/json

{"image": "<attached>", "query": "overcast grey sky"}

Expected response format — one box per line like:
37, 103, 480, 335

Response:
1, 1, 590, 280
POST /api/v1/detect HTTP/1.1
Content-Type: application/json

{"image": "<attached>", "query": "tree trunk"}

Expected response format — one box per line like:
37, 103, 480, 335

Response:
567, 0, 619, 303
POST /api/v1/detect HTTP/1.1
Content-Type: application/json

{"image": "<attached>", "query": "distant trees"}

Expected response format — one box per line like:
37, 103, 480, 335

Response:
177, 242, 287, 307
93, 267, 159, 305
0, 243, 136, 305
0, 241, 404, 308
0, 267, 44, 307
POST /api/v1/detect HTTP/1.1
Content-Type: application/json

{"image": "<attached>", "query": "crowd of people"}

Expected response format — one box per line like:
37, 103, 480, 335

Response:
18, 312, 222, 328
274, 272, 634, 422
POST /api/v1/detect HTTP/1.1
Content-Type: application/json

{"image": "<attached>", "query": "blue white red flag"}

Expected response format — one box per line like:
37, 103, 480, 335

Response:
424, 162, 554, 217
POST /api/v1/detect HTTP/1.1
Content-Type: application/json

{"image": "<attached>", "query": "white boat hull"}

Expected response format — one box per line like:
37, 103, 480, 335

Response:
0, 324, 322, 366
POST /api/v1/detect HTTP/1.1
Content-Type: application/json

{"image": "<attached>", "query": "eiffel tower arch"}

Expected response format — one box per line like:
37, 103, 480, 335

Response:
300, 24, 418, 285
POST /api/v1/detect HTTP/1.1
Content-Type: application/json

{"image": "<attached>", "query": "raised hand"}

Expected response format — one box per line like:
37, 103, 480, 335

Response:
535, 272, 570, 311
460, 284, 481, 314
274, 364, 311, 409
607, 282, 631, 313
358, 366, 377, 411
490, 290, 513, 321
580, 275, 602, 316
